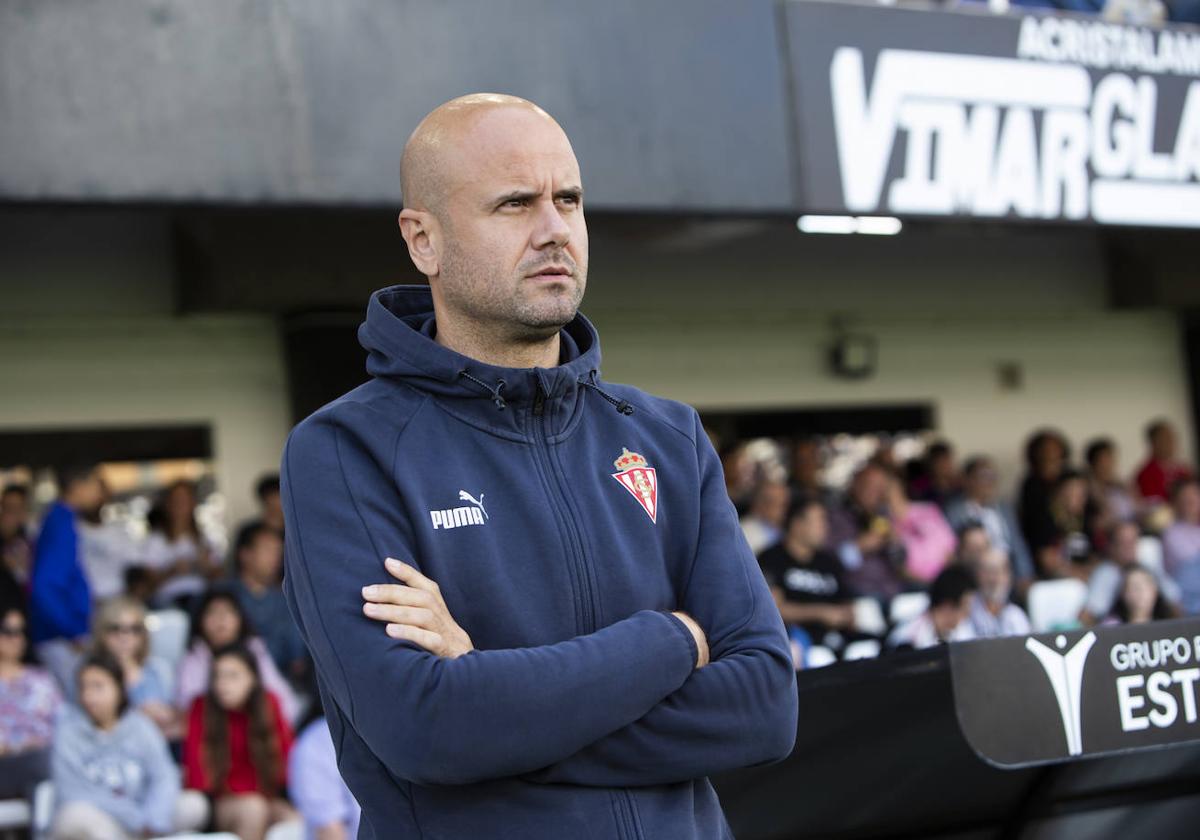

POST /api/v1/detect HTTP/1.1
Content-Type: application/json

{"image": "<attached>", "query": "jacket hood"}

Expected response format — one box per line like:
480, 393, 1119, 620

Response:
357, 285, 632, 439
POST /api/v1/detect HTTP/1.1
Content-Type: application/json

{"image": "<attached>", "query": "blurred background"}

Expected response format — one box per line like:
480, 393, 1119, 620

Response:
3, 1, 1200, 838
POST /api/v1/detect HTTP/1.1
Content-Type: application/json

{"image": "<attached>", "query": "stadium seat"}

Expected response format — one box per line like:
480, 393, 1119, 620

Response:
265, 820, 305, 840
0, 798, 31, 831
146, 608, 191, 670
1027, 578, 1088, 633
806, 646, 837, 669
1137, 536, 1165, 573
852, 598, 887, 636
843, 639, 881, 661
889, 592, 930, 627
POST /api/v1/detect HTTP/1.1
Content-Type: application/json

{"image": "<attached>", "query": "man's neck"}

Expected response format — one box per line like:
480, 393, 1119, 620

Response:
434, 315, 561, 369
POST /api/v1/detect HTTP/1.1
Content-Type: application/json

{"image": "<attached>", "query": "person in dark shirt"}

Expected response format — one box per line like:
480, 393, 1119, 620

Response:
1018, 428, 1071, 559
758, 497, 855, 645
1027, 469, 1094, 579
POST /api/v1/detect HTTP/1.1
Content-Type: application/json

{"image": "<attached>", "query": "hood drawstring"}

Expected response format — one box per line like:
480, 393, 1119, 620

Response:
457, 370, 508, 410
580, 370, 634, 415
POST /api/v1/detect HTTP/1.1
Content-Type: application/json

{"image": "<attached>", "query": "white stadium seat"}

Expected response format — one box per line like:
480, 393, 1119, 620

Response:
0, 798, 31, 830
889, 592, 930, 627
843, 639, 882, 661
852, 598, 887, 636
146, 608, 191, 670
806, 645, 837, 669
1027, 578, 1088, 633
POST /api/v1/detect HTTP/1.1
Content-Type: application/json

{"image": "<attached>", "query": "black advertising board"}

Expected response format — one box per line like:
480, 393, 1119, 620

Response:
950, 617, 1200, 767
785, 1, 1200, 227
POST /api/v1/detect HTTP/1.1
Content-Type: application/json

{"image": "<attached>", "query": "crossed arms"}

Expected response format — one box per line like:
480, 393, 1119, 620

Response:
281, 402, 797, 788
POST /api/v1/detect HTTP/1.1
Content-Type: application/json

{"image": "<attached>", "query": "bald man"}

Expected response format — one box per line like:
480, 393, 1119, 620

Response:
280, 94, 797, 840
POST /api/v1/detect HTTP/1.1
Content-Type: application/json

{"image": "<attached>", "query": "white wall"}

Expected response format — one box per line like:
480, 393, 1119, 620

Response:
0, 312, 291, 528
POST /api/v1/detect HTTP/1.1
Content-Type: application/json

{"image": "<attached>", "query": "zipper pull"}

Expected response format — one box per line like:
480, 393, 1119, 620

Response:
533, 384, 546, 416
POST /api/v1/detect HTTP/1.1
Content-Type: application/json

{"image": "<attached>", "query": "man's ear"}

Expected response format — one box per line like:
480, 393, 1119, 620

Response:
398, 208, 440, 277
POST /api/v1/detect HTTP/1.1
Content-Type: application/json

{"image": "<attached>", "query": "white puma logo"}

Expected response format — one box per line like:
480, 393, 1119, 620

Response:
429, 490, 489, 530
458, 490, 488, 520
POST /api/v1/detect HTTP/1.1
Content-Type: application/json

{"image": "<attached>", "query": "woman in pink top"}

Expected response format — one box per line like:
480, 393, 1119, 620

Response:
174, 590, 299, 724
887, 476, 958, 584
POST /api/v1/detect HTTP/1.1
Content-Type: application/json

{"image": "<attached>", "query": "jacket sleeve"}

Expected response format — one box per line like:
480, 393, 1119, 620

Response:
521, 408, 798, 787
138, 715, 181, 835
280, 405, 701, 787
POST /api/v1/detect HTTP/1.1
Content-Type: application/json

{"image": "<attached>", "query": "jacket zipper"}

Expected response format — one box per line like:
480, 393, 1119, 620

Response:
533, 381, 638, 840
531, 382, 596, 634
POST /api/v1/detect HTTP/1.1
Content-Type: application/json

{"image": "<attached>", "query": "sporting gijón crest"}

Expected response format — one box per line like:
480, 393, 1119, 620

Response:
611, 447, 658, 523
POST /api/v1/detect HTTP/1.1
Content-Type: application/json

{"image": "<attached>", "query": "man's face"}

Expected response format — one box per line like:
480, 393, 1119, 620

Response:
1153, 425, 1177, 460
853, 467, 888, 512
242, 531, 283, 583
976, 550, 1011, 605
0, 491, 27, 535
433, 108, 588, 340
1111, 523, 1140, 566
966, 462, 998, 504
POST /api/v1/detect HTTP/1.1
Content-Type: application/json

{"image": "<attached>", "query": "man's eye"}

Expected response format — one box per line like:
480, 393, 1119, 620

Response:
502, 198, 527, 209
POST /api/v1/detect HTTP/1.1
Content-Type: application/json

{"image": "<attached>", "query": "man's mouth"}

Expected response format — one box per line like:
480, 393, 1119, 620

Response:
529, 265, 573, 279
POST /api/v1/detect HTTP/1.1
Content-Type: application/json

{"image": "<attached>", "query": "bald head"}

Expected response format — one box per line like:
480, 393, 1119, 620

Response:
400, 93, 567, 215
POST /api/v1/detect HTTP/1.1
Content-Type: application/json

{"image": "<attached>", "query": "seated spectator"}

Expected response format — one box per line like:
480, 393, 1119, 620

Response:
740, 480, 790, 556
908, 440, 960, 511
1163, 478, 1200, 578
1107, 566, 1173, 626
946, 456, 1036, 588
30, 465, 102, 693
51, 651, 208, 840
0, 603, 61, 799
788, 436, 835, 508
1083, 521, 1180, 625
828, 462, 907, 601
758, 497, 856, 648
1136, 419, 1192, 505
91, 596, 179, 739
289, 691, 360, 840
230, 522, 308, 681
232, 474, 285, 575
966, 548, 1031, 638
1083, 438, 1137, 545
1018, 428, 1071, 562
1027, 470, 1094, 580
142, 480, 223, 610
720, 443, 757, 517
954, 521, 992, 567
886, 474, 957, 584
78, 479, 140, 604
887, 565, 976, 650
1, 484, 34, 607
175, 589, 299, 724
185, 644, 297, 840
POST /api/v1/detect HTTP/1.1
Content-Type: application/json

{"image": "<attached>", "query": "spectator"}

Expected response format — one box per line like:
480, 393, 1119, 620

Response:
1027, 470, 1093, 580
230, 522, 308, 680
1084, 521, 1180, 624
1108, 566, 1173, 625
887, 565, 977, 650
739, 480, 790, 556
828, 462, 907, 601
1083, 438, 1137, 540
255, 474, 285, 535
142, 480, 223, 610
50, 651, 208, 839
721, 443, 757, 517
78, 479, 140, 604
966, 548, 1031, 638
90, 596, 180, 739
175, 589, 299, 724
1136, 419, 1192, 504
1, 484, 34, 606
946, 456, 1036, 589
1018, 428, 1071, 560
289, 690, 360, 840
29, 464, 102, 693
0, 603, 61, 799
909, 440, 961, 511
184, 644, 297, 840
886, 473, 957, 584
1163, 478, 1200, 574
788, 436, 834, 508
757, 497, 856, 648
954, 521, 992, 567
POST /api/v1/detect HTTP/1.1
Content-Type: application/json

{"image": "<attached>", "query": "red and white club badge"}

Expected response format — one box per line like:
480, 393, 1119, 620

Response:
611, 447, 658, 523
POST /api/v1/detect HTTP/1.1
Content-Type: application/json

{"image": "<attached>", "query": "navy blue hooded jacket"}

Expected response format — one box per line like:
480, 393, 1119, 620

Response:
280, 285, 797, 840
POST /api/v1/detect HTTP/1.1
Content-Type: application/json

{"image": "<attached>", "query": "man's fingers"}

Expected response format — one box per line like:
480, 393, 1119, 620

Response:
386, 623, 444, 654
363, 603, 434, 627
384, 557, 440, 594
362, 583, 432, 607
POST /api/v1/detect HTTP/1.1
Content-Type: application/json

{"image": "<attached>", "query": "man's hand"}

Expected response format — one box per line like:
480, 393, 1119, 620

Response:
671, 611, 709, 669
362, 558, 474, 658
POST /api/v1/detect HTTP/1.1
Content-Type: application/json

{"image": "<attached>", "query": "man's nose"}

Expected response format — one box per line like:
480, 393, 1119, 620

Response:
532, 198, 571, 249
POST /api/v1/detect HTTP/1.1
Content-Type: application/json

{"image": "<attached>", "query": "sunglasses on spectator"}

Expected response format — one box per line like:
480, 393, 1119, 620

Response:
0, 625, 23, 637
104, 623, 144, 635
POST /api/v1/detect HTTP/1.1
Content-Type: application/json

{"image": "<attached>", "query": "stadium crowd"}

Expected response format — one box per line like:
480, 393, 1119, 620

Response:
0, 475, 358, 840
733, 418, 1198, 668
0, 416, 1195, 838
